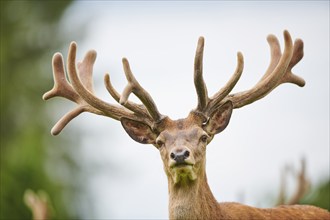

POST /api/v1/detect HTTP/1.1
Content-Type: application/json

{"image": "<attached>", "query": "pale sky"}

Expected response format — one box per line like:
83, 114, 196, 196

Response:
52, 1, 329, 219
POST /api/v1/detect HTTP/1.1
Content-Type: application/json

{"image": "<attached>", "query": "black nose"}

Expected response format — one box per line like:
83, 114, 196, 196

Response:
170, 150, 190, 164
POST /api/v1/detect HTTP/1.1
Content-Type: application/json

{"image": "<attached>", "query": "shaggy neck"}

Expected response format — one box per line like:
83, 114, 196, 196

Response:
167, 171, 222, 220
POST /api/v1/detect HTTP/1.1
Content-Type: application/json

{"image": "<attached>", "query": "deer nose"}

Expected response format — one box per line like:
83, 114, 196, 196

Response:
170, 149, 190, 164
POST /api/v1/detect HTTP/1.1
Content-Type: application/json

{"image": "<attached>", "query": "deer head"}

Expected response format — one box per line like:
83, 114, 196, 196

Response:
43, 31, 330, 220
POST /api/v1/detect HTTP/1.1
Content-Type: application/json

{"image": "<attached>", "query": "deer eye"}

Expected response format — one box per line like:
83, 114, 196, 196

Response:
156, 139, 164, 148
200, 134, 209, 143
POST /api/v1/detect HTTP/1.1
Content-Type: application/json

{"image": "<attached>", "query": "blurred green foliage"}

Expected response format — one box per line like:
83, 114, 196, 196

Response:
0, 1, 82, 219
301, 179, 330, 211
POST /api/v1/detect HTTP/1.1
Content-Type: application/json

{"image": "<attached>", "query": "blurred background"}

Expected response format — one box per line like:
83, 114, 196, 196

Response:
1, 1, 329, 219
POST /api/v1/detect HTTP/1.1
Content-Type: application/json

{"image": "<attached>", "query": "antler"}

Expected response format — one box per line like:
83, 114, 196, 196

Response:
287, 158, 310, 205
276, 158, 310, 206
43, 42, 162, 135
24, 189, 50, 220
106, 58, 164, 122
194, 30, 305, 116
45, 31, 304, 134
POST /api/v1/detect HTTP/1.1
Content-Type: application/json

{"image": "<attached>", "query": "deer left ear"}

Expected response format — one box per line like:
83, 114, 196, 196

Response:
203, 101, 233, 135
121, 118, 157, 144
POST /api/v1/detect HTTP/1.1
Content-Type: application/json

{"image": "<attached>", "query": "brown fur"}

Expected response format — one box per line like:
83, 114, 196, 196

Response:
167, 161, 329, 220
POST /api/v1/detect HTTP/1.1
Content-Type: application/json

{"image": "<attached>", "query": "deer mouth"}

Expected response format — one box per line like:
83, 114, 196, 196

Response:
170, 161, 194, 169
170, 162, 197, 183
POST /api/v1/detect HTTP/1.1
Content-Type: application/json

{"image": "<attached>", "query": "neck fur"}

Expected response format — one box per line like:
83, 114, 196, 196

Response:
167, 170, 222, 220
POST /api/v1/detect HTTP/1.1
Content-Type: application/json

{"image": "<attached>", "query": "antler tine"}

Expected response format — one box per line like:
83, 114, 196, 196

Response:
104, 73, 151, 119
276, 158, 310, 206
206, 52, 244, 114
287, 157, 310, 205
120, 58, 164, 122
225, 30, 304, 109
42, 51, 104, 135
194, 37, 209, 112
281, 38, 305, 86
193, 36, 244, 115
67, 42, 146, 121
259, 34, 282, 82
43, 53, 79, 102
260, 34, 305, 87
51, 107, 87, 135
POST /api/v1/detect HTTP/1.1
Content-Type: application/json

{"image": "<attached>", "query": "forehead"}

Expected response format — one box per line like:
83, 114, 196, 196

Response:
157, 111, 206, 141
160, 122, 203, 141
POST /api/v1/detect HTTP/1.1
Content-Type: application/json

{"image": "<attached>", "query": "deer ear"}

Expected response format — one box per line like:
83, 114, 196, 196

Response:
204, 101, 233, 135
121, 118, 157, 144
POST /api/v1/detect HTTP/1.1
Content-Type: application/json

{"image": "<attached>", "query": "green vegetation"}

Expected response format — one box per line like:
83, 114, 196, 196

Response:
301, 179, 330, 211
0, 1, 82, 219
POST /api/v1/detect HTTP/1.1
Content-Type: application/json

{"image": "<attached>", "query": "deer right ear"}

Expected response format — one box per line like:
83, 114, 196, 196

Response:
203, 101, 233, 135
121, 118, 157, 144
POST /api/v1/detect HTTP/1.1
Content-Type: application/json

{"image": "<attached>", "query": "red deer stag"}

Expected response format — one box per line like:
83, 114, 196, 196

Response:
43, 30, 330, 219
